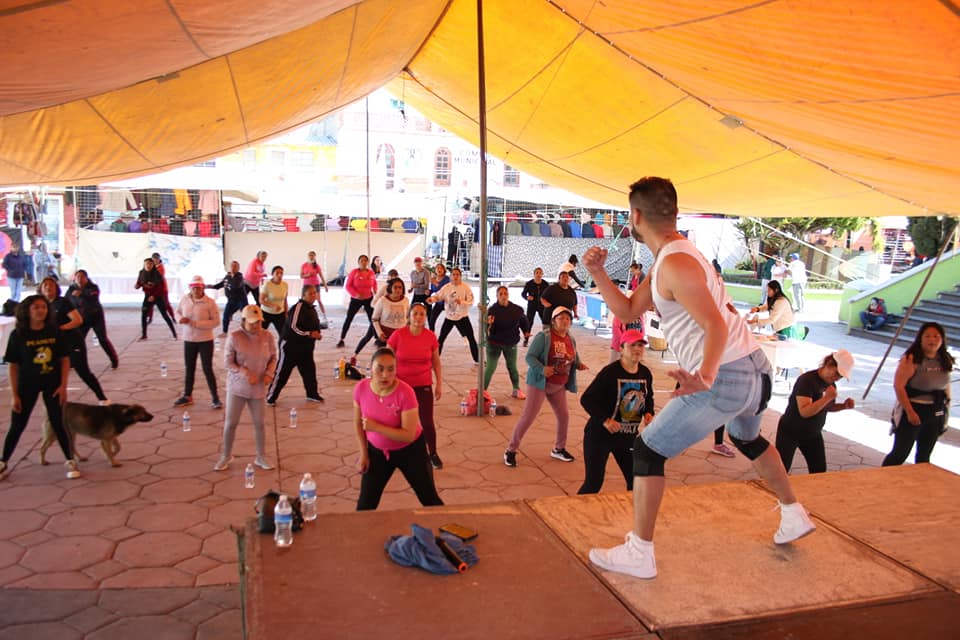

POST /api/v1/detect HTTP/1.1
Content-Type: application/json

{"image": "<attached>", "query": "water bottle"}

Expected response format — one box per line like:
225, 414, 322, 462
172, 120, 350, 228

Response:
244, 463, 255, 489
459, 398, 468, 416
181, 411, 191, 432
332, 366, 340, 380
338, 357, 346, 379
92, 335, 99, 347
489, 398, 498, 418
274, 494, 294, 547
160, 362, 168, 378
289, 407, 298, 429
299, 473, 317, 522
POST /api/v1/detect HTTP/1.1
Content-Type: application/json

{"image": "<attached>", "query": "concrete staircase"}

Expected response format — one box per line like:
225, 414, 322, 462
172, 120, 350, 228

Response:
849, 284, 960, 349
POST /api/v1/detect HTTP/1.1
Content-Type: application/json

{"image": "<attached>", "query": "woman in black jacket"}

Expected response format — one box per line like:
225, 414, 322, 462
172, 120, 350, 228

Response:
67, 270, 119, 368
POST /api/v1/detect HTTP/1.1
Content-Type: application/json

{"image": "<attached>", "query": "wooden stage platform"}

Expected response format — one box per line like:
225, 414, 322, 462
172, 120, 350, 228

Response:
238, 464, 959, 639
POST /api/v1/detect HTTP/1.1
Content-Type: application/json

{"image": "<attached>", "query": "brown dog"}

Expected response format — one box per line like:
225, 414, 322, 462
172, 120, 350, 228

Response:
41, 402, 154, 467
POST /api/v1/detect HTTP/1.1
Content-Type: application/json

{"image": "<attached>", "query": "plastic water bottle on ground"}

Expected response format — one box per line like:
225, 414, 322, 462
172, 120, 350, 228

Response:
92, 335, 99, 347
459, 398, 468, 416
274, 494, 294, 547
181, 411, 191, 432
160, 362, 168, 377
489, 398, 498, 418
244, 463, 255, 489
299, 473, 317, 522
289, 407, 298, 429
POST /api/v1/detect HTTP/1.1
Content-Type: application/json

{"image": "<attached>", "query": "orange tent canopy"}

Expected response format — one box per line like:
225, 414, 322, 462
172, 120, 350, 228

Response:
1, 0, 957, 217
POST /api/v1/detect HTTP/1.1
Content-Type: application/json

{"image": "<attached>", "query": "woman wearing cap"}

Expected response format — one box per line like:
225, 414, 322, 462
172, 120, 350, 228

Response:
882, 322, 954, 466
214, 305, 277, 471
775, 350, 856, 474
504, 306, 588, 467
353, 347, 443, 510
578, 329, 654, 493
427, 267, 479, 365
259, 265, 288, 336
173, 276, 222, 409
388, 303, 443, 469
747, 280, 804, 339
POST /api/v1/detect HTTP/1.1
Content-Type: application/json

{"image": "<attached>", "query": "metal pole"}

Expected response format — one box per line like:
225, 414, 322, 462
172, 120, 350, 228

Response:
475, 0, 488, 416
862, 218, 957, 399
365, 96, 372, 258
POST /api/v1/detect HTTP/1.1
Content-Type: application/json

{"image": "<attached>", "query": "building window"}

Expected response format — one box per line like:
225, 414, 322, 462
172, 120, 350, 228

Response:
270, 150, 286, 169
193, 159, 216, 168
434, 148, 451, 187
242, 149, 257, 170
291, 151, 315, 174
378, 144, 396, 190
504, 164, 520, 187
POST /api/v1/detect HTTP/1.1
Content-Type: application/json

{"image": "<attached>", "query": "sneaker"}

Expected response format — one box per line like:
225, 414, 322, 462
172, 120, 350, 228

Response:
98, 399, 112, 406
254, 458, 274, 471
266, 399, 276, 407
522, 338, 528, 347
712, 443, 736, 458
551, 448, 575, 462
336, 340, 345, 348
138, 335, 148, 341
589, 532, 657, 579
774, 502, 816, 544
503, 450, 517, 467
511, 389, 526, 400
430, 453, 443, 470
65, 459, 81, 479
173, 396, 193, 407
349, 356, 357, 367
307, 395, 325, 403
212, 456, 232, 471
211, 400, 223, 410
110, 360, 119, 369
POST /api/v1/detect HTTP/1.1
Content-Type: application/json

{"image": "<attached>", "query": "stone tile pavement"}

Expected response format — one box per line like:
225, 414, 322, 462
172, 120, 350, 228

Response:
0, 290, 955, 638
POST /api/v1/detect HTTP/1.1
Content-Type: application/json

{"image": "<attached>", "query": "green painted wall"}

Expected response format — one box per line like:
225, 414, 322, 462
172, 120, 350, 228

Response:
841, 251, 960, 325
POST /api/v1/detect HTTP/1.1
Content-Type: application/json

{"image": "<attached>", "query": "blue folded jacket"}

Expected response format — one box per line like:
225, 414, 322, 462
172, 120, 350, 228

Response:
385, 524, 479, 575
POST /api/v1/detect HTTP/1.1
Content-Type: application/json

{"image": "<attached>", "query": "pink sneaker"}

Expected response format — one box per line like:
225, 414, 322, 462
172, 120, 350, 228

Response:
712, 443, 736, 458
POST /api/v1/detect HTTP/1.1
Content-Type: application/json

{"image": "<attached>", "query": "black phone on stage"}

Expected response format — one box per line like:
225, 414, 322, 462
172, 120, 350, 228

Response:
439, 523, 478, 542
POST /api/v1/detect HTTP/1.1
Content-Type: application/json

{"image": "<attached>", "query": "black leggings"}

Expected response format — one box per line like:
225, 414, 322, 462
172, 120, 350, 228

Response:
526, 302, 544, 334
69, 342, 107, 402
775, 421, 827, 474
437, 317, 479, 363
81, 314, 119, 367
356, 435, 443, 511
3, 383, 71, 463
428, 303, 444, 332
413, 385, 438, 455
141, 296, 177, 338
340, 297, 373, 341
578, 424, 634, 494
183, 341, 219, 402
222, 297, 246, 333
261, 311, 285, 336
882, 402, 945, 466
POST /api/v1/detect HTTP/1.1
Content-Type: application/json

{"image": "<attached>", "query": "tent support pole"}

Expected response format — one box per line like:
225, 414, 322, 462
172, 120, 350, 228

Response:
475, 0, 488, 415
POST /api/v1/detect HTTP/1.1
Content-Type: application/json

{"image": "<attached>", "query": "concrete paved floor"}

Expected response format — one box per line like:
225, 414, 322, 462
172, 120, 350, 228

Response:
0, 289, 956, 638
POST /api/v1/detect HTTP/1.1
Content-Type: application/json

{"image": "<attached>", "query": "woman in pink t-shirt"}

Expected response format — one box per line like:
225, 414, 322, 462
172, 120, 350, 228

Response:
299, 250, 329, 323
353, 347, 443, 511
338, 255, 377, 348
388, 304, 443, 469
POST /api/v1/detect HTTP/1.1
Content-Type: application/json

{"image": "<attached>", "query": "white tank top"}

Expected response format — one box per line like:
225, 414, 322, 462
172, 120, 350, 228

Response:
651, 238, 757, 371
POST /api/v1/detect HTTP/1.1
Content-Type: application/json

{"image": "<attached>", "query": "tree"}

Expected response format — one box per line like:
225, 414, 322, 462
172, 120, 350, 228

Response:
736, 216, 869, 262
907, 216, 957, 258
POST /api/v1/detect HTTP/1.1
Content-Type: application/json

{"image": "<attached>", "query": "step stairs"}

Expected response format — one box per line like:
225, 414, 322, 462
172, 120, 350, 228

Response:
849, 285, 960, 349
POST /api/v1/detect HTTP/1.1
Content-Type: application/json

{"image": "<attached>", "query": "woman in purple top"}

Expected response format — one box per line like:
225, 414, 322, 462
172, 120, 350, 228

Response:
353, 347, 443, 511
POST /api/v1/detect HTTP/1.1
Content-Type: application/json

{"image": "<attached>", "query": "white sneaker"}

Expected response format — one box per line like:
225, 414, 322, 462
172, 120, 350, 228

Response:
774, 502, 816, 544
254, 458, 274, 471
589, 532, 657, 579
65, 459, 81, 479
212, 456, 232, 471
